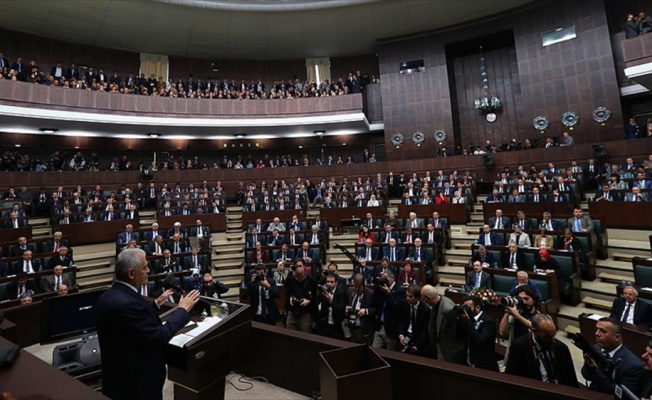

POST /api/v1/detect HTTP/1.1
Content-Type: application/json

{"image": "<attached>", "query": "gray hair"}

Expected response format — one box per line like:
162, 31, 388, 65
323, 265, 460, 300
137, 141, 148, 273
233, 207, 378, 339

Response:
115, 248, 146, 281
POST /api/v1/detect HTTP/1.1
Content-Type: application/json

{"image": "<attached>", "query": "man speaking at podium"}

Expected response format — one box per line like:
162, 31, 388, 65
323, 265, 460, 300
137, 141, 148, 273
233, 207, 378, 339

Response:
97, 248, 200, 400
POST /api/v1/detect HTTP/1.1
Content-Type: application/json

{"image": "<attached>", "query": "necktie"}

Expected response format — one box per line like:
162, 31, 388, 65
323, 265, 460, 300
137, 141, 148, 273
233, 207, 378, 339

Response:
511, 253, 516, 268
475, 272, 481, 289
429, 232, 433, 243
141, 285, 148, 296
54, 242, 59, 252
193, 256, 198, 267
574, 218, 581, 232
485, 234, 491, 246
434, 220, 438, 228
410, 306, 416, 334
175, 243, 180, 253
55, 276, 61, 291
534, 195, 539, 202
19, 284, 24, 297
367, 248, 371, 261
156, 244, 161, 254
25, 261, 32, 273
126, 233, 131, 242
13, 219, 18, 228
622, 303, 632, 323
391, 248, 396, 261
108, 213, 112, 221
416, 248, 420, 261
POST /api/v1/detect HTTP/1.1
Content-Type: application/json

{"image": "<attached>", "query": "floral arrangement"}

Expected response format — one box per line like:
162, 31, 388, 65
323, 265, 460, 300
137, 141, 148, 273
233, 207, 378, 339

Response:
470, 287, 501, 305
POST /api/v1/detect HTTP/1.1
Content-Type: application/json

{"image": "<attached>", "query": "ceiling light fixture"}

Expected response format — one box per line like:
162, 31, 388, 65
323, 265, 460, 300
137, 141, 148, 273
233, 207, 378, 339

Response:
148, 133, 160, 138
314, 130, 325, 137
39, 128, 59, 133
14, 144, 21, 148
235, 133, 246, 139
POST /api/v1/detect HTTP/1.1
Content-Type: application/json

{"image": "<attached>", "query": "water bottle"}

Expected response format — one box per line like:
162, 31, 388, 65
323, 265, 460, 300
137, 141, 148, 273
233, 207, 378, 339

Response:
621, 280, 627, 288
533, 265, 538, 273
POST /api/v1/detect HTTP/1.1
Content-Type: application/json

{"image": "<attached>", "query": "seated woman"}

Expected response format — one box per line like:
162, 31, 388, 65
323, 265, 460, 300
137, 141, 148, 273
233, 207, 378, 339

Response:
557, 228, 580, 252
609, 173, 628, 190
533, 248, 560, 275
358, 226, 375, 244
533, 225, 554, 250
397, 260, 418, 286
434, 190, 449, 204
384, 210, 399, 228
366, 194, 379, 207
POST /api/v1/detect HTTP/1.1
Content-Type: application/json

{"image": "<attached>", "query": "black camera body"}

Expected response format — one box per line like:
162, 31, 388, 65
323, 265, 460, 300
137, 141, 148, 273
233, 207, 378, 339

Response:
373, 277, 389, 287
501, 296, 524, 307
570, 333, 616, 377
400, 336, 412, 353
453, 304, 471, 315
254, 273, 266, 282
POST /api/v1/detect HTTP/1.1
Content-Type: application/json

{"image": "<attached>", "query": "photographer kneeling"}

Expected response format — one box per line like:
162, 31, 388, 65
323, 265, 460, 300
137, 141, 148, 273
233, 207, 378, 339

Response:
499, 285, 540, 361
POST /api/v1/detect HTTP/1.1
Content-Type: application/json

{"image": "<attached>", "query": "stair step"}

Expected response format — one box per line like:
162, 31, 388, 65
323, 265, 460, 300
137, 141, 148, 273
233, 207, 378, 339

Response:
32, 227, 51, 236
227, 213, 242, 220
439, 277, 465, 286
446, 256, 469, 267
79, 276, 113, 289
226, 233, 243, 241
563, 325, 580, 336
215, 246, 244, 254
76, 260, 112, 272
582, 296, 613, 311
611, 251, 636, 262
227, 206, 243, 212
213, 260, 243, 269
609, 239, 649, 251
139, 211, 156, 217
29, 218, 50, 226
213, 267, 244, 278
140, 218, 157, 226
599, 272, 632, 284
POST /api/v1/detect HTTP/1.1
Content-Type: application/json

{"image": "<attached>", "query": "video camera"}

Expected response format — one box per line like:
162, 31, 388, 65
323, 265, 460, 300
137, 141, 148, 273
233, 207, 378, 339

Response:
453, 304, 471, 315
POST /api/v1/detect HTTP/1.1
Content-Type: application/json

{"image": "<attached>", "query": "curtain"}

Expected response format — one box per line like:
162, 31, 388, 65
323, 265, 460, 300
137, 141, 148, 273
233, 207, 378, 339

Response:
140, 53, 169, 82
305, 58, 331, 84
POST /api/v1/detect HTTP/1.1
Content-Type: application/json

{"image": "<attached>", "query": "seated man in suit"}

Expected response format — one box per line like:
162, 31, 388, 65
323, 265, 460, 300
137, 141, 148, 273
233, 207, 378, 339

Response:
508, 271, 543, 301
372, 257, 397, 279
632, 171, 652, 190
102, 205, 119, 221
313, 215, 328, 232
287, 214, 304, 232
513, 210, 535, 231
459, 295, 499, 371
12, 250, 41, 275
147, 235, 166, 256
350, 258, 374, 283
397, 285, 431, 357
593, 182, 620, 202
357, 238, 379, 262
477, 224, 499, 246
305, 225, 324, 245
273, 243, 295, 263
190, 219, 211, 240
155, 249, 181, 273
489, 209, 511, 230
507, 189, 526, 203
167, 222, 187, 238
401, 227, 419, 245
267, 217, 286, 232
581, 318, 645, 396
625, 186, 649, 202
168, 233, 188, 255
404, 212, 424, 229
379, 223, 400, 244
42, 264, 75, 293
144, 222, 163, 241
267, 228, 285, 247
429, 211, 447, 230
42, 231, 72, 254
540, 212, 559, 231
502, 242, 529, 270
528, 187, 546, 203
484, 189, 504, 204
508, 224, 531, 248
470, 245, 497, 268
465, 260, 492, 291
407, 238, 433, 269
246, 228, 262, 248
47, 246, 74, 269
549, 188, 567, 203
6, 211, 27, 228
383, 238, 404, 263
9, 236, 36, 257
423, 223, 442, 246
609, 286, 652, 328
506, 314, 578, 387
295, 241, 314, 263
117, 224, 139, 245
183, 248, 208, 272
2, 271, 38, 301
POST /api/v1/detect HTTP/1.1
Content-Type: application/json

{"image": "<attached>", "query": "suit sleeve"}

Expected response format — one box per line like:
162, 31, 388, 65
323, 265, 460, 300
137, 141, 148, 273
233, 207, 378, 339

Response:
119, 299, 190, 346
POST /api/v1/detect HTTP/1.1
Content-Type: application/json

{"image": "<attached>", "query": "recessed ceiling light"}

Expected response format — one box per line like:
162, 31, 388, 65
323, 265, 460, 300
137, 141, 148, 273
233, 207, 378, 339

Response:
148, 133, 160, 138
314, 130, 325, 136
14, 144, 21, 148
39, 128, 58, 133
74, 146, 79, 149
298, 145, 303, 149
235, 133, 246, 139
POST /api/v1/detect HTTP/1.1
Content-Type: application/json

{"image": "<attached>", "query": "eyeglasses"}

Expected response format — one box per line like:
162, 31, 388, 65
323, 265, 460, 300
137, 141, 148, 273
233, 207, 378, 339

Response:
203, 280, 213, 284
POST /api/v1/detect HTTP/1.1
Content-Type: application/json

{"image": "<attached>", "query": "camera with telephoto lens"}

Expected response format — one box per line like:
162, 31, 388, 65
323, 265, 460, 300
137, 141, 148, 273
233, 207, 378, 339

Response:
317, 284, 328, 293
373, 276, 389, 287
570, 333, 617, 377
501, 296, 524, 307
254, 273, 266, 282
453, 304, 471, 315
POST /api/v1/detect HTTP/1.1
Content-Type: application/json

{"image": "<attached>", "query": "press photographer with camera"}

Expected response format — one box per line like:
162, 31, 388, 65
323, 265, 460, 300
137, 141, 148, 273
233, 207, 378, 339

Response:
505, 314, 577, 387
499, 286, 540, 358
247, 263, 279, 325
371, 271, 405, 351
343, 273, 376, 344
397, 285, 430, 356
318, 262, 346, 288
580, 317, 645, 396
285, 265, 317, 332
458, 295, 498, 371
315, 272, 346, 339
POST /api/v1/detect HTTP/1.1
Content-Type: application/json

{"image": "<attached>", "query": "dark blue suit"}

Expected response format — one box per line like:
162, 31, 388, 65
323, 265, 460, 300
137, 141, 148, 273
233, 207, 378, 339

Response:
581, 344, 645, 397
476, 232, 499, 246
97, 282, 191, 400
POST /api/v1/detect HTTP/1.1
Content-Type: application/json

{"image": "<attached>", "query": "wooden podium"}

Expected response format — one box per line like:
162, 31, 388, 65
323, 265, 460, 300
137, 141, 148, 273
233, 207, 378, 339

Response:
165, 298, 251, 400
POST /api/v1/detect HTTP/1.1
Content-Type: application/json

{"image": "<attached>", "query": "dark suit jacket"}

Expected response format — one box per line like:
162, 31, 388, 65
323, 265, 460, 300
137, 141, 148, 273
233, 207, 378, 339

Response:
318, 285, 347, 329
506, 334, 578, 387
379, 231, 400, 244
398, 301, 431, 356
8, 244, 36, 257
407, 246, 433, 267
470, 251, 496, 267
488, 216, 511, 229
117, 232, 140, 245
463, 311, 498, 371
190, 226, 211, 238
374, 284, 405, 338
465, 270, 492, 290
97, 282, 191, 400
610, 298, 652, 327
477, 232, 499, 246
183, 254, 208, 271
383, 246, 405, 262
247, 279, 280, 324
357, 246, 379, 261
295, 248, 314, 262
3, 280, 38, 300
501, 250, 529, 270
346, 287, 377, 342
11, 259, 42, 275
581, 344, 645, 396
